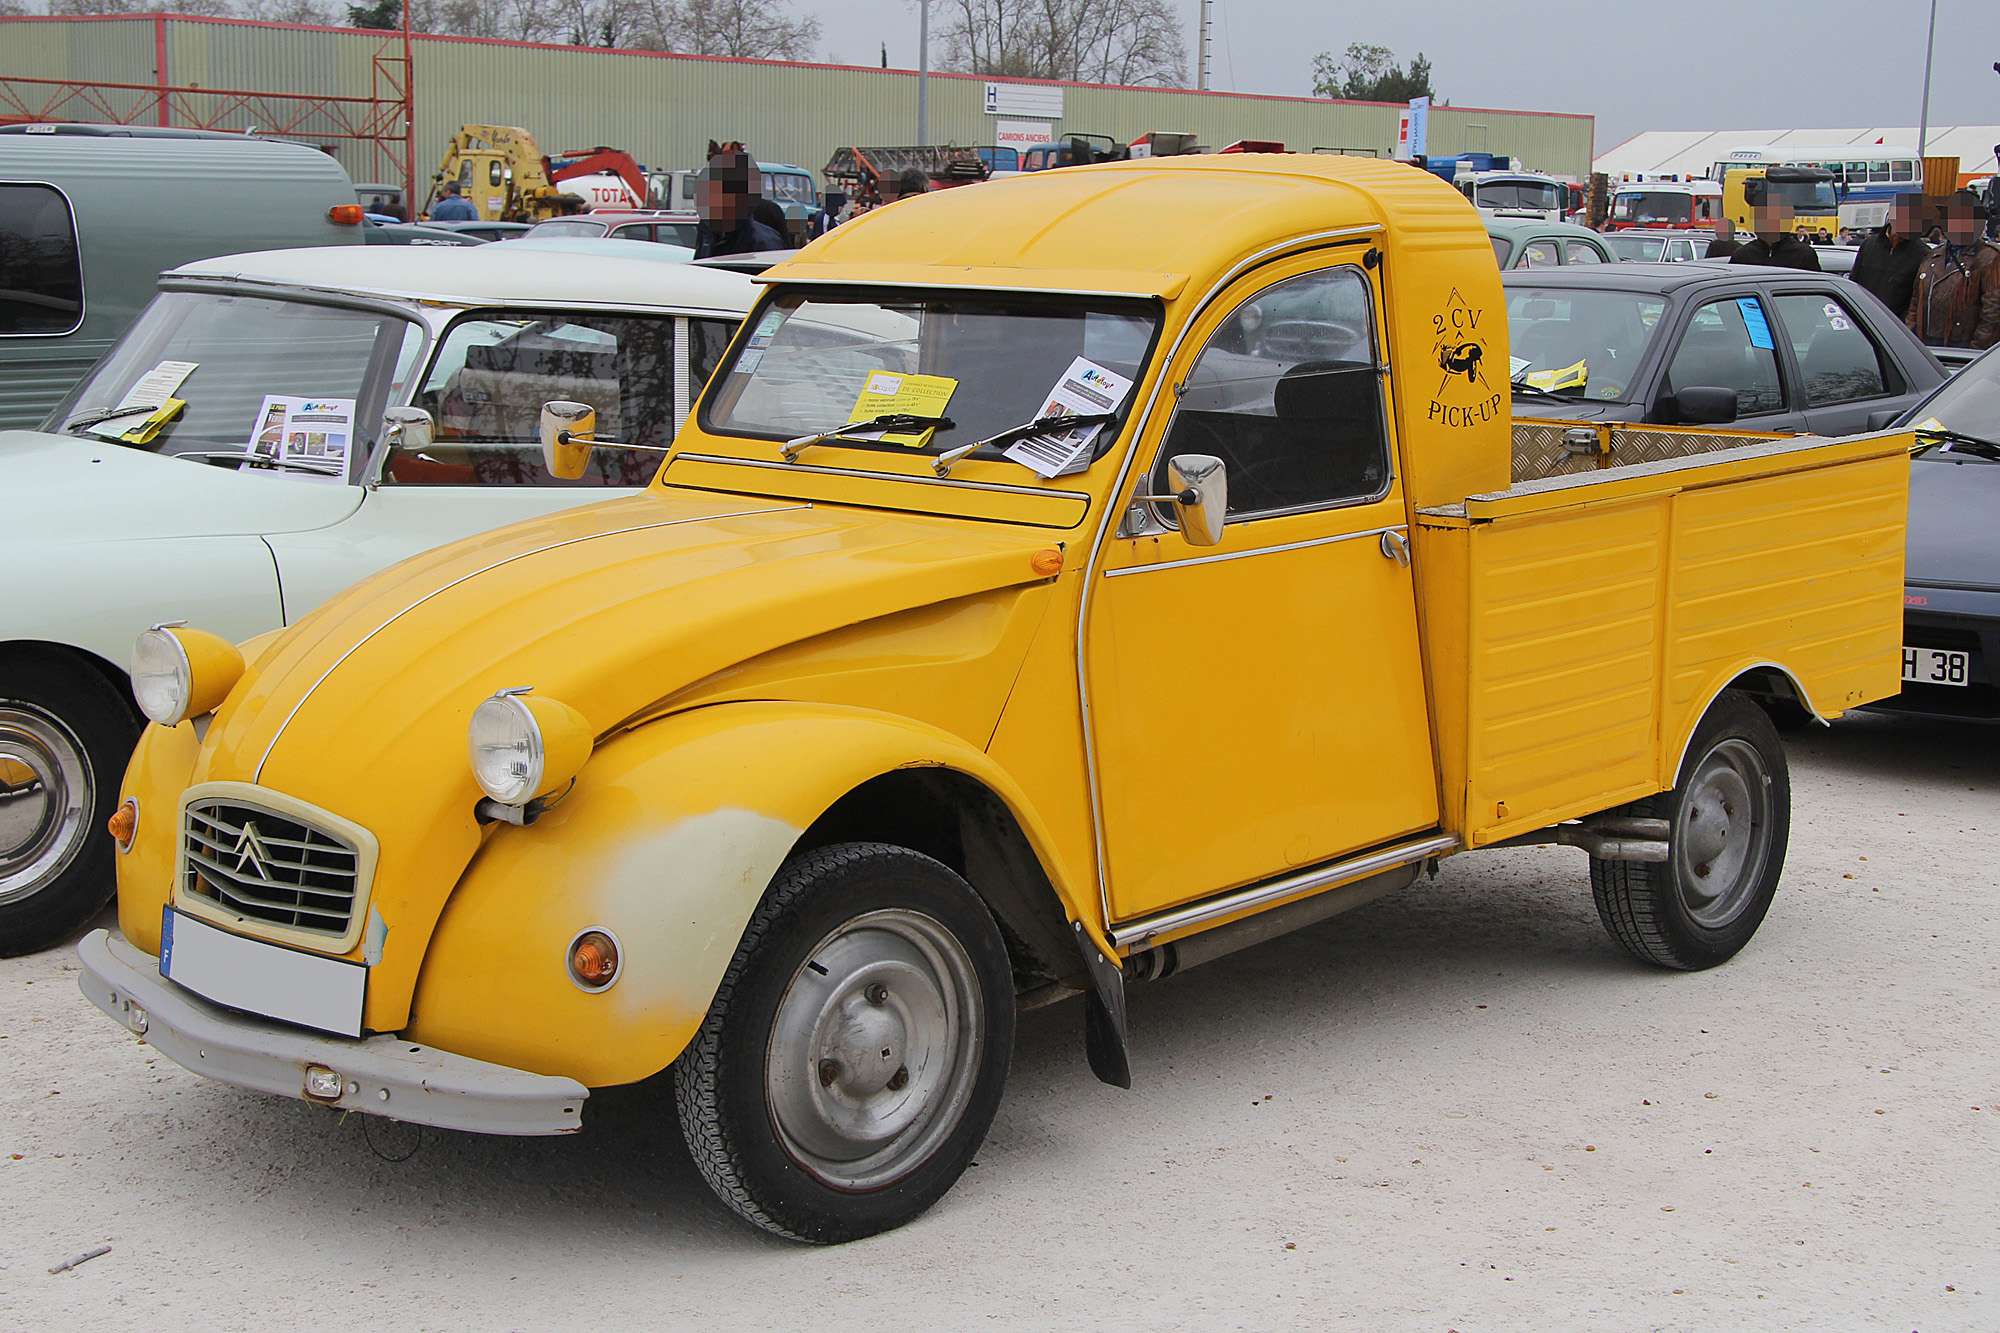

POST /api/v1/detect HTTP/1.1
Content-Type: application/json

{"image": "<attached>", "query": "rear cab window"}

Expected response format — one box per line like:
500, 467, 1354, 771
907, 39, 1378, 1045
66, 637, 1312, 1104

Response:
0, 183, 84, 336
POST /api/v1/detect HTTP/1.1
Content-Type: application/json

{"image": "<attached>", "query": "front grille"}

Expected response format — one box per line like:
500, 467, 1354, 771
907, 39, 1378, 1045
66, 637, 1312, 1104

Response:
182, 799, 361, 937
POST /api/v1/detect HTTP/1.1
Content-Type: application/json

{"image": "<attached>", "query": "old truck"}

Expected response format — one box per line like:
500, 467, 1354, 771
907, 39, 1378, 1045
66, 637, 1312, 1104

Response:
79, 155, 1911, 1245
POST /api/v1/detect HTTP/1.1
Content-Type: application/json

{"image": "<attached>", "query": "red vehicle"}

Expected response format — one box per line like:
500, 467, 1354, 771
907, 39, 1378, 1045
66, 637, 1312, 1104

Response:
1606, 180, 1723, 230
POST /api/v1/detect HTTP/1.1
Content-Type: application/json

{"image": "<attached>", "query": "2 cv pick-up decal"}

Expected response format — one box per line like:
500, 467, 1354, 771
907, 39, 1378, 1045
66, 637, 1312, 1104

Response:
1430, 287, 1505, 430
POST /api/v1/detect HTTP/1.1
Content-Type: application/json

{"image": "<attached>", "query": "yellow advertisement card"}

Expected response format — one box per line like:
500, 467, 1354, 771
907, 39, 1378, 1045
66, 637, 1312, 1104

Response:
118, 398, 187, 445
848, 371, 958, 448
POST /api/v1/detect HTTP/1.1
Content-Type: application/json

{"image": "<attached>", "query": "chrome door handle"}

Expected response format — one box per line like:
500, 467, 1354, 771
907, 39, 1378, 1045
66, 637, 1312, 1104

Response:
1378, 529, 1410, 567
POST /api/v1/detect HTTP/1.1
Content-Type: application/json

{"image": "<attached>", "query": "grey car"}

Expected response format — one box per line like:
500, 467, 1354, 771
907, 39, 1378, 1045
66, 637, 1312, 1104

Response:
1502, 263, 1945, 435
1865, 343, 2000, 720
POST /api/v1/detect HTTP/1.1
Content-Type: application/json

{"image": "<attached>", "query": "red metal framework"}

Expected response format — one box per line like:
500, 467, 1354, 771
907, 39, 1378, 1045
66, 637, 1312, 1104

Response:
0, 19, 415, 208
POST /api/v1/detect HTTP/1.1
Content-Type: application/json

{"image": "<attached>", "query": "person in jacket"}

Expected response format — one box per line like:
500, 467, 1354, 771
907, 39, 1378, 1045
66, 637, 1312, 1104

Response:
694, 142, 784, 259
1851, 194, 1930, 317
1704, 216, 1740, 259
429, 181, 478, 222
1906, 191, 2000, 350
1730, 199, 1821, 270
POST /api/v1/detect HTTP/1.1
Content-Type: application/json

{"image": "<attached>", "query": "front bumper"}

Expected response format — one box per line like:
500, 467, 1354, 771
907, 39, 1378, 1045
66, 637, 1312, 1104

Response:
77, 929, 588, 1135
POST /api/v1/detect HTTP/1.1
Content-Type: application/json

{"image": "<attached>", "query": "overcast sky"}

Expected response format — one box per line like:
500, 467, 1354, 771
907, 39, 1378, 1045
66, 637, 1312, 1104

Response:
799, 0, 1998, 154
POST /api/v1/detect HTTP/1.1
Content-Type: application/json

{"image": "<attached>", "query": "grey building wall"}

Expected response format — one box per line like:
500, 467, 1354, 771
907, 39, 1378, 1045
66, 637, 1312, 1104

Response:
0, 16, 1594, 189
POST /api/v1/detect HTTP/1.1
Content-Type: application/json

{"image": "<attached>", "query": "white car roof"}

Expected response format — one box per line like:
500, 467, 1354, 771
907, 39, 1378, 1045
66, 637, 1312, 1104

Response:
168, 244, 759, 315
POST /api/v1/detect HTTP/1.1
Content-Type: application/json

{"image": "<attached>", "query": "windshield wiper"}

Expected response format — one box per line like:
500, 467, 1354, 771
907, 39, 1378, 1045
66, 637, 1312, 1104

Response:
779, 413, 955, 463
1915, 427, 2000, 460
932, 412, 1118, 478
63, 403, 162, 433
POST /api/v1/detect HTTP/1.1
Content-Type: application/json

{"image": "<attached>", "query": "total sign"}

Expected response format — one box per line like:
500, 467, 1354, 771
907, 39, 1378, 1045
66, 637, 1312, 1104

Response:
563, 172, 643, 210
996, 120, 1055, 150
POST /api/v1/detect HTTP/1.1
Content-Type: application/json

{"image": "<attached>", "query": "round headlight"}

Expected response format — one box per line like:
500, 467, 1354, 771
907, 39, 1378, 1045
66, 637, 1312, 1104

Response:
132, 628, 192, 725
468, 692, 543, 806
131, 625, 246, 727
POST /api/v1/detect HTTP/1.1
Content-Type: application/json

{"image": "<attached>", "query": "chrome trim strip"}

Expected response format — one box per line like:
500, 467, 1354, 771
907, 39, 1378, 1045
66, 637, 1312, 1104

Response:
252, 505, 807, 781
1109, 833, 1459, 950
1074, 232, 1387, 925
670, 452, 1092, 502
1102, 524, 1408, 578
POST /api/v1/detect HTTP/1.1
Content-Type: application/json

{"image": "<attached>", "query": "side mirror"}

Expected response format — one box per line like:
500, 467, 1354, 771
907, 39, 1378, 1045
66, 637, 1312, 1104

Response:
1672, 386, 1738, 425
539, 400, 596, 480
1138, 454, 1229, 546
1864, 408, 1901, 432
384, 406, 433, 455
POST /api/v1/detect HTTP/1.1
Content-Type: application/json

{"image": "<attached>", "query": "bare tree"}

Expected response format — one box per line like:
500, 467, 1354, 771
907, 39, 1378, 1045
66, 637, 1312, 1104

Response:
631, 0, 820, 60
939, 0, 1184, 87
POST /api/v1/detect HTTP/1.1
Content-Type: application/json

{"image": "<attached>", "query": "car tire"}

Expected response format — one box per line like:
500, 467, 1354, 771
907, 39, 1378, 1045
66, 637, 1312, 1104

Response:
674, 841, 1015, 1244
1589, 691, 1790, 971
0, 649, 140, 957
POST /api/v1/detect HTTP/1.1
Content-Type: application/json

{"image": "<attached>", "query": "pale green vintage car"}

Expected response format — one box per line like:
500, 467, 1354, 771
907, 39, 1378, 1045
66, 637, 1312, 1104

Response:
0, 242, 756, 955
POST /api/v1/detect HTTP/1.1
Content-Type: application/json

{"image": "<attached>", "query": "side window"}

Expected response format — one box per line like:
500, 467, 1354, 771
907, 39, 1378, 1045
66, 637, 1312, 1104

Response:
1891, 159, 1915, 183
1773, 293, 1893, 405
488, 160, 503, 188
1666, 297, 1785, 415
1564, 241, 1605, 265
688, 316, 738, 398
1490, 237, 1512, 267
458, 161, 474, 188
0, 184, 84, 336
388, 310, 675, 487
1519, 240, 1559, 269
1152, 266, 1388, 519
611, 224, 653, 243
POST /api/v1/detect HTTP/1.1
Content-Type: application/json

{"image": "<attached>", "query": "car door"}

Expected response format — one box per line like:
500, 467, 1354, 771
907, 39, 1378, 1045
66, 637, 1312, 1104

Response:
1085, 258, 1441, 923
263, 308, 736, 620
1767, 288, 1910, 435
1655, 291, 1808, 432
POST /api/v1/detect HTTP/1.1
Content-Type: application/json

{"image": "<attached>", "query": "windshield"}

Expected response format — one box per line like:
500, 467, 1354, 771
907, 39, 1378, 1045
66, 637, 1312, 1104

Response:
1606, 233, 1669, 261
1506, 288, 1667, 401
1752, 178, 1838, 213
1612, 192, 1694, 226
1475, 180, 1560, 212
44, 291, 421, 472
702, 292, 1159, 467
1908, 348, 2000, 460
528, 219, 610, 237
762, 171, 817, 205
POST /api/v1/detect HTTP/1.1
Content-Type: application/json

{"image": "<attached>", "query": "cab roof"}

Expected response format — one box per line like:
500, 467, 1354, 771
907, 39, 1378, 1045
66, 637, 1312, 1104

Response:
168, 243, 758, 313
766, 153, 1483, 298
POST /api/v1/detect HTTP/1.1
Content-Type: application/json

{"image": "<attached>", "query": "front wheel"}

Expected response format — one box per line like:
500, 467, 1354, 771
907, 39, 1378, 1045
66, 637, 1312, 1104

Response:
1590, 691, 1790, 970
674, 842, 1015, 1243
0, 651, 140, 957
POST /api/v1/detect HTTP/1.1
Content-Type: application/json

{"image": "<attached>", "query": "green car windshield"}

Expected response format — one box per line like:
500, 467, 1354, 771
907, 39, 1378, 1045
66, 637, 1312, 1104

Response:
702, 291, 1159, 464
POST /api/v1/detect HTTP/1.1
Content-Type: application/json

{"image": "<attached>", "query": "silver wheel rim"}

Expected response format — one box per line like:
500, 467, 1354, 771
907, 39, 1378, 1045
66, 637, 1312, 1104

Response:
765, 908, 984, 1192
0, 703, 95, 908
1674, 737, 1772, 929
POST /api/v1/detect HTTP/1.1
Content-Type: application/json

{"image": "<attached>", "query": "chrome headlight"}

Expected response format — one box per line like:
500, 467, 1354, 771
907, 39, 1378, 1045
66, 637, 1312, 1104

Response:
468, 691, 544, 806
131, 627, 192, 726
131, 624, 247, 727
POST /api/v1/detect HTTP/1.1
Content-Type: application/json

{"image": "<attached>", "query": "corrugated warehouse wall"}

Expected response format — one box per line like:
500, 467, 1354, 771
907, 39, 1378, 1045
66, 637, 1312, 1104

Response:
1, 16, 1593, 187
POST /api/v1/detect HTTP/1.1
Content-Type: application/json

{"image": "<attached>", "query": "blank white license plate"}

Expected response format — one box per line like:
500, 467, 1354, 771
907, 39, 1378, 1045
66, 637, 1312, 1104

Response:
1902, 647, 1970, 687
160, 908, 365, 1037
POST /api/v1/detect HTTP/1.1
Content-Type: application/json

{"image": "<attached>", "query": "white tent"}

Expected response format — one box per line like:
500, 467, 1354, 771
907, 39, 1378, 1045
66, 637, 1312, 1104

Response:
1595, 127, 1998, 180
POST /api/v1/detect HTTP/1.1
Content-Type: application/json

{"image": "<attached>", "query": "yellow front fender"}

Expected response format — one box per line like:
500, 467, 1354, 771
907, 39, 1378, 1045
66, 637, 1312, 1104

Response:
406, 700, 1108, 1088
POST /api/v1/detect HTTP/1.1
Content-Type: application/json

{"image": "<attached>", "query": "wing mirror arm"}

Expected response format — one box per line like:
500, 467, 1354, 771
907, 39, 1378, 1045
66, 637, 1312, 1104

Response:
1134, 453, 1228, 547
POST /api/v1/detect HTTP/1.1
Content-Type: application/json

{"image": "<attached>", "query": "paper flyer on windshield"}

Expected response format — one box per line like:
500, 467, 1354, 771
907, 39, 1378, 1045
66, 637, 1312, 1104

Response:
1001, 357, 1134, 479
846, 372, 958, 448
247, 395, 357, 478
88, 360, 198, 439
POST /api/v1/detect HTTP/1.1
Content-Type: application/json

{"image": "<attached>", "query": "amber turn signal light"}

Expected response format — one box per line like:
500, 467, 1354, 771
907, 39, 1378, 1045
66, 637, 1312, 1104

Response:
107, 799, 138, 851
566, 929, 620, 992
328, 204, 365, 225
1031, 547, 1064, 576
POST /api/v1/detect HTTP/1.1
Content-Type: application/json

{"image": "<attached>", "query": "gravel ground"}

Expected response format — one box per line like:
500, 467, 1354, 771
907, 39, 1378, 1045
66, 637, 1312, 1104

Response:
2, 710, 1995, 1332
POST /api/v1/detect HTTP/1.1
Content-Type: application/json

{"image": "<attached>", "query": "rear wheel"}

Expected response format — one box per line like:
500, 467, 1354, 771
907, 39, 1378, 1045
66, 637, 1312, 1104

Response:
1590, 691, 1790, 970
0, 651, 139, 957
674, 842, 1014, 1243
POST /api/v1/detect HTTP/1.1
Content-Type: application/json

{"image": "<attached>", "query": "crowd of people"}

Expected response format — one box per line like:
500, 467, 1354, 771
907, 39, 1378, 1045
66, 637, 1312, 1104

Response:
1698, 188, 1998, 352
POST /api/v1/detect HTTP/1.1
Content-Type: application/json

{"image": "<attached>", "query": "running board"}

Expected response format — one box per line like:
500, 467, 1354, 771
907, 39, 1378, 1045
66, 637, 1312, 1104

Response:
1108, 832, 1460, 953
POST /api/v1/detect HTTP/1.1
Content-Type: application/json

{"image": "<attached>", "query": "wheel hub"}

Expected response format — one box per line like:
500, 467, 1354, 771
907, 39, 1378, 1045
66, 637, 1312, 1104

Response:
1673, 738, 1771, 929
766, 909, 983, 1192
0, 704, 93, 907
